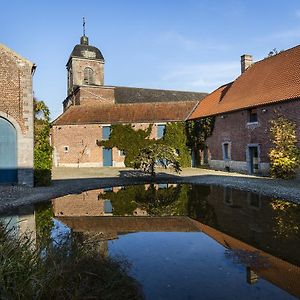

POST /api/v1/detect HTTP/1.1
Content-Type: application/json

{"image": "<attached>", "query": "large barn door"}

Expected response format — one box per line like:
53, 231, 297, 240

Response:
0, 118, 17, 183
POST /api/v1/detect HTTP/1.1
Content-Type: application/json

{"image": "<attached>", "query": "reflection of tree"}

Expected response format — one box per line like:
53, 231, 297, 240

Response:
187, 185, 218, 228
104, 184, 191, 216
103, 184, 217, 223
140, 185, 190, 216
271, 199, 300, 239
35, 202, 54, 246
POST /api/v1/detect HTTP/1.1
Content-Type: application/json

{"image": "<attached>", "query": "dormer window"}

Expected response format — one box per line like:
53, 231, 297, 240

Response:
248, 108, 258, 123
84, 67, 94, 85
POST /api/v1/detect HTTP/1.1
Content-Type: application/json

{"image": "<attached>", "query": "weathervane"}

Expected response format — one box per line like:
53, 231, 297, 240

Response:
83, 17, 86, 36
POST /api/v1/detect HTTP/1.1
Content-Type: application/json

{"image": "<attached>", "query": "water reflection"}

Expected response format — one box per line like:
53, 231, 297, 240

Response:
1, 183, 300, 300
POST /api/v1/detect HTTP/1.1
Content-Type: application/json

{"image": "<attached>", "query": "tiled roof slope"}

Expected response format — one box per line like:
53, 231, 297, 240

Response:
53, 101, 198, 125
189, 45, 300, 119
113, 86, 207, 104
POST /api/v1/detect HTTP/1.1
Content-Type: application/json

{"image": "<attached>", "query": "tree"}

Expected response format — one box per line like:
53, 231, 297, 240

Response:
133, 144, 181, 176
269, 115, 300, 179
185, 117, 215, 166
34, 99, 52, 186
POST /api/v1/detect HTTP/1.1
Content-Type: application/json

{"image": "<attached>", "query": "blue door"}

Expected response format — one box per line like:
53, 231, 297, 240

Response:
103, 148, 112, 167
0, 118, 17, 183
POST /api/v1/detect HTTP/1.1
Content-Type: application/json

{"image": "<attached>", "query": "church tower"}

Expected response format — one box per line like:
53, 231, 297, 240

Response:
66, 19, 105, 95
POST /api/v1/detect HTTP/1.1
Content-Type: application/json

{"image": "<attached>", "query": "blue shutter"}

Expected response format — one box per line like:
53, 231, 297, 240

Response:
157, 125, 166, 139
102, 126, 111, 140
103, 148, 112, 166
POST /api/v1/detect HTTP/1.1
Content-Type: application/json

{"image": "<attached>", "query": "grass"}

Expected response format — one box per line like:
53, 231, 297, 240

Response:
0, 223, 143, 300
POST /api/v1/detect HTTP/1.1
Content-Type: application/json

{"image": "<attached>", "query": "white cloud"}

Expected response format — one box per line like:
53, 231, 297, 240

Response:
159, 61, 240, 92
156, 31, 231, 52
255, 27, 300, 43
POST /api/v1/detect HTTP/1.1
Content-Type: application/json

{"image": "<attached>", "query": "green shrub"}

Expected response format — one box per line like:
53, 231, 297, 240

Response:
34, 99, 53, 186
269, 115, 300, 179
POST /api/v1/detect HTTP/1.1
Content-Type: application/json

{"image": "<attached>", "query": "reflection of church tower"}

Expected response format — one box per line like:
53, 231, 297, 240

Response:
66, 18, 105, 95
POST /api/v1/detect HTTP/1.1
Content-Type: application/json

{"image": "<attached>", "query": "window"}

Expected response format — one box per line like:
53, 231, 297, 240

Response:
102, 126, 111, 140
119, 150, 125, 156
222, 142, 231, 160
83, 67, 94, 85
223, 187, 233, 205
64, 146, 69, 153
248, 192, 261, 210
157, 124, 166, 139
248, 108, 258, 123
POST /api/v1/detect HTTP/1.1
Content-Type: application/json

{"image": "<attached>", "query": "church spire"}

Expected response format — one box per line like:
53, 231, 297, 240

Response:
83, 16, 86, 36
80, 17, 89, 45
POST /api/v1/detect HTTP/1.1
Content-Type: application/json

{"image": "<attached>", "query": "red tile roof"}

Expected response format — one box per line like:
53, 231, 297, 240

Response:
53, 101, 198, 125
189, 45, 300, 119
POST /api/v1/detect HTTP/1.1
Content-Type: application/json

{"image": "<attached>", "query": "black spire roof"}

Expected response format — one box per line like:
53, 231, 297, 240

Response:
69, 36, 104, 61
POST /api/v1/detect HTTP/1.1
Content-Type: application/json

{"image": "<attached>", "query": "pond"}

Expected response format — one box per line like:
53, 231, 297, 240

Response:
1, 183, 300, 300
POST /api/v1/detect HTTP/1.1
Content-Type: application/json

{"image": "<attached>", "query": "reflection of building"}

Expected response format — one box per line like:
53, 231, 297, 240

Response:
53, 188, 119, 217
0, 44, 35, 186
57, 206, 300, 298
194, 185, 300, 267
58, 216, 198, 234
190, 220, 300, 299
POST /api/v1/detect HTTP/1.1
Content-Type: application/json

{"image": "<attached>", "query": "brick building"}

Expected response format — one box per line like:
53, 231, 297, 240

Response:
51, 34, 206, 167
0, 44, 35, 186
189, 45, 300, 175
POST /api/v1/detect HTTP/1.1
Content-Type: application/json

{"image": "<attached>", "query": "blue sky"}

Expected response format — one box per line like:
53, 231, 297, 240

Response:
1, 0, 300, 119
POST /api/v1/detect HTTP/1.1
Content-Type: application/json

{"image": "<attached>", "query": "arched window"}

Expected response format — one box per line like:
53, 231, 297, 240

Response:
83, 67, 94, 85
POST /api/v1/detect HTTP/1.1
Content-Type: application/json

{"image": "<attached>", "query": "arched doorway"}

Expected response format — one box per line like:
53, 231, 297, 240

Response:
0, 117, 17, 183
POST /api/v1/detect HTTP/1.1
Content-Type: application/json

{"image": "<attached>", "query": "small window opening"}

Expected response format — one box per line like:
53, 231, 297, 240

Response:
222, 142, 230, 160
84, 67, 94, 85
157, 124, 166, 139
102, 126, 111, 140
249, 108, 258, 123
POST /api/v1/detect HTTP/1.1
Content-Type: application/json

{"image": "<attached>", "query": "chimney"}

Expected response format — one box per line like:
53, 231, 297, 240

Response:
241, 54, 253, 73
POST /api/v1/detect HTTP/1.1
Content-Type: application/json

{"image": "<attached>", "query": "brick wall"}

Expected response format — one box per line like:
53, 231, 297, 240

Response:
206, 100, 300, 174
0, 44, 34, 186
51, 122, 166, 167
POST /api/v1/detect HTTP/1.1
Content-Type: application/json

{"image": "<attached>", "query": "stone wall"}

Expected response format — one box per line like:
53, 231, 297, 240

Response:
69, 57, 104, 91
0, 44, 34, 186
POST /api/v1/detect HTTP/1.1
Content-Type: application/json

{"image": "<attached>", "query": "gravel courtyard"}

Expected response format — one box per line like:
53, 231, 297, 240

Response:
0, 167, 299, 213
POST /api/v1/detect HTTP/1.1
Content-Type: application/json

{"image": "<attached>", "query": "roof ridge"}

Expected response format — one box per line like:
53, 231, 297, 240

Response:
254, 43, 300, 65
113, 85, 208, 94
0, 44, 34, 66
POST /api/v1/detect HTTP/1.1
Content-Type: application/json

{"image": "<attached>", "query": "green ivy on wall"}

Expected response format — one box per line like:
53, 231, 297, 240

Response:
98, 124, 154, 167
98, 122, 194, 168
98, 119, 215, 169
163, 122, 191, 167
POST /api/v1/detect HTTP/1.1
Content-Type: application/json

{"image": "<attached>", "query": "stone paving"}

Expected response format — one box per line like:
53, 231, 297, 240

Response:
0, 167, 299, 213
